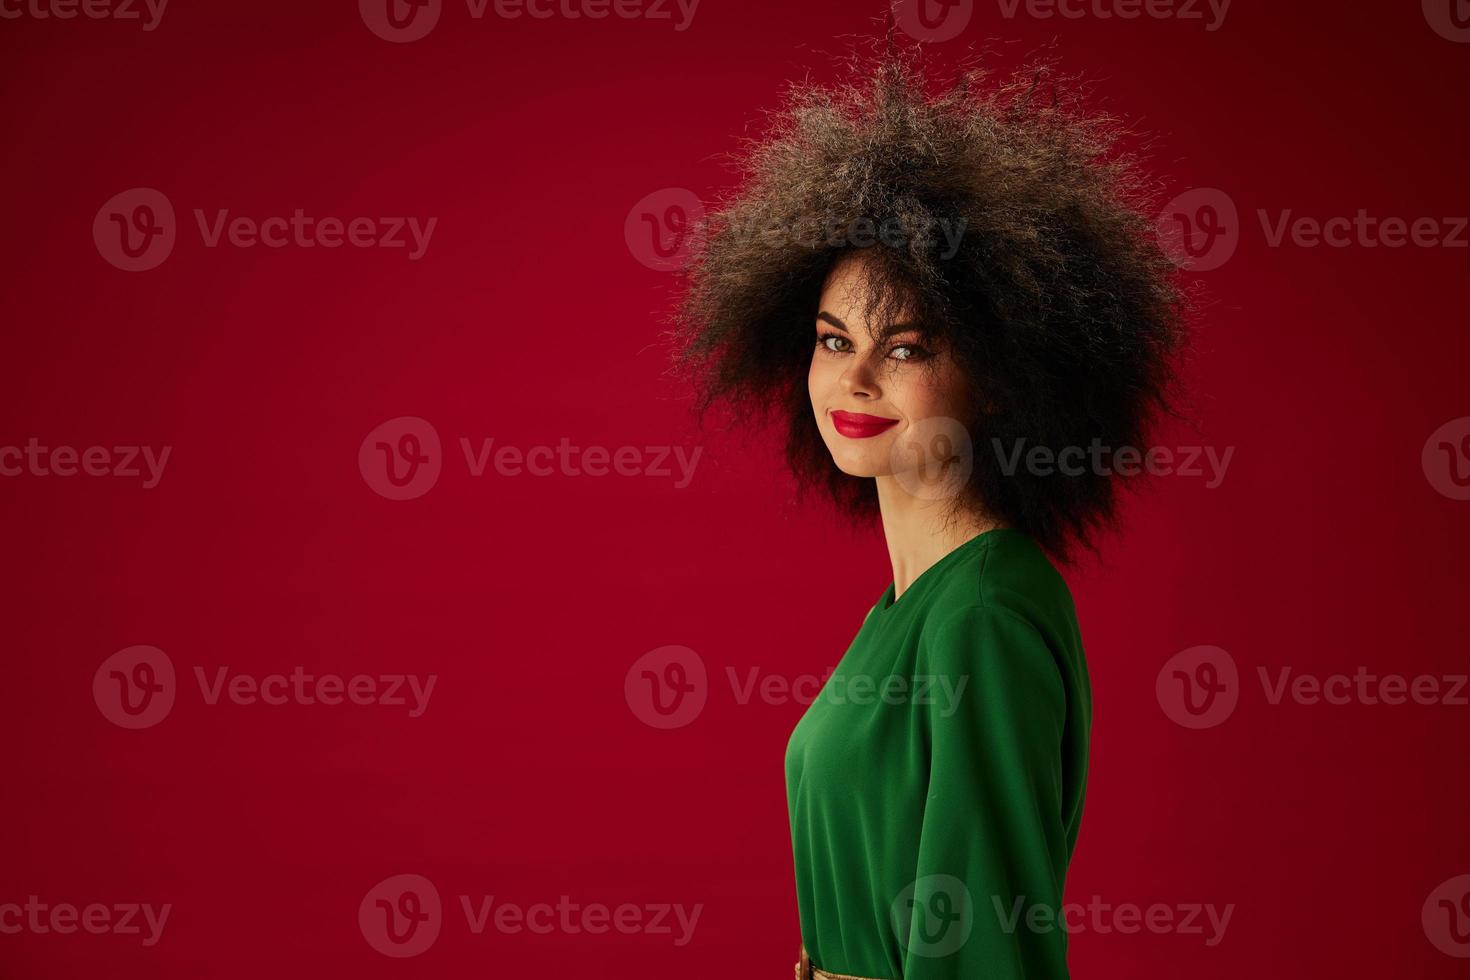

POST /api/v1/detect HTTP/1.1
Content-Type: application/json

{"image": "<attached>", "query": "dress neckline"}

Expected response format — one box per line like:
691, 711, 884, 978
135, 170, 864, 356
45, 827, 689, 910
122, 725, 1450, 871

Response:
877, 527, 1016, 615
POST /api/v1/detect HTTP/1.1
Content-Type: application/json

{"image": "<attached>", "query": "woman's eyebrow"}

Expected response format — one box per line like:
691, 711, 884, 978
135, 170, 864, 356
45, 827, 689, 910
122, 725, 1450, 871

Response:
817, 311, 922, 338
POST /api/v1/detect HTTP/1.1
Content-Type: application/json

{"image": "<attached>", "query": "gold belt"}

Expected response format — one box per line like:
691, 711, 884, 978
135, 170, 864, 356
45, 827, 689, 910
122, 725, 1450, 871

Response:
794, 944, 888, 980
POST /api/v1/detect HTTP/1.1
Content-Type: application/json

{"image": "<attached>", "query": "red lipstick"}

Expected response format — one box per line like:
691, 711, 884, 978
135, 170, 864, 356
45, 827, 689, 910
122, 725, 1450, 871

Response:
830, 410, 900, 439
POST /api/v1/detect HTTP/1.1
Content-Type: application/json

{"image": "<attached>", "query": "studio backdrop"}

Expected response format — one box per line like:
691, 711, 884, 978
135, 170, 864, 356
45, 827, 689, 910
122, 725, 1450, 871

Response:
1, 1, 1467, 977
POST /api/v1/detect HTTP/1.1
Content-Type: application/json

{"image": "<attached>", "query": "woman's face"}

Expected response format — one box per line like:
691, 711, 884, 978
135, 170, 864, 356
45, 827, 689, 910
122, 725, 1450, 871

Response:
808, 253, 970, 485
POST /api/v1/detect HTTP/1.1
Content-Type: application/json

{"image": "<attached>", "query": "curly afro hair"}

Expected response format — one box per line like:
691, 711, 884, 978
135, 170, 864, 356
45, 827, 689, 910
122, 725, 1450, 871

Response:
669, 40, 1192, 561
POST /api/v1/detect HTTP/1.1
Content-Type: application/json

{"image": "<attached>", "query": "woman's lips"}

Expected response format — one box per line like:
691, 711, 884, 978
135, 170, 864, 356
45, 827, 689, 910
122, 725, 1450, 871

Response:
830, 410, 900, 439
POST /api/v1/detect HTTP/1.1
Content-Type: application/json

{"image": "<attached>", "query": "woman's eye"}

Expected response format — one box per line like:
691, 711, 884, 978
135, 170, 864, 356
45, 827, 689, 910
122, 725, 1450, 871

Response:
816, 333, 927, 360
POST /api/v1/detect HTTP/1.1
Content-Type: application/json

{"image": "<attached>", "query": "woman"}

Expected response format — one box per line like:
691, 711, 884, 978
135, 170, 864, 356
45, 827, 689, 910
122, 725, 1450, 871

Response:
670, 41, 1190, 979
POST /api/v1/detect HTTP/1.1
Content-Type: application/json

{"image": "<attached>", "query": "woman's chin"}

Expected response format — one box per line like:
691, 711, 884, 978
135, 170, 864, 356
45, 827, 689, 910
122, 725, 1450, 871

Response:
828, 453, 889, 478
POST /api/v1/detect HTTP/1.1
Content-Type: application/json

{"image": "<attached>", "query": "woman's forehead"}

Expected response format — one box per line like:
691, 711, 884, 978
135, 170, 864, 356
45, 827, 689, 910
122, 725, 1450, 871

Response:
820, 254, 919, 314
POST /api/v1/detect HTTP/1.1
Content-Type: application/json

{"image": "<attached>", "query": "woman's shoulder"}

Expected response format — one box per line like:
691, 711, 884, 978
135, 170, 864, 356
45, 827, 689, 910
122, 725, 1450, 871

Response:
915, 530, 1091, 732
913, 530, 1086, 693
931, 529, 1079, 632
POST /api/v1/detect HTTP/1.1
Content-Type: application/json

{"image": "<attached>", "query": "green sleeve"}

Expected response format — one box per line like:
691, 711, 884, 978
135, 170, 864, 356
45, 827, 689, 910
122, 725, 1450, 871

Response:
900, 603, 1072, 979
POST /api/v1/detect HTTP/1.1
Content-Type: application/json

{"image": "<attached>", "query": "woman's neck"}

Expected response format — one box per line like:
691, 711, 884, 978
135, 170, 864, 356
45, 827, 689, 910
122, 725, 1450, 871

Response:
875, 476, 1003, 600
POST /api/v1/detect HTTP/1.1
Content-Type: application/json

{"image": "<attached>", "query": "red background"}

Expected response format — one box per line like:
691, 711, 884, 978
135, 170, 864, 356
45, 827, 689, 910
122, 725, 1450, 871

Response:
2, 0, 1468, 976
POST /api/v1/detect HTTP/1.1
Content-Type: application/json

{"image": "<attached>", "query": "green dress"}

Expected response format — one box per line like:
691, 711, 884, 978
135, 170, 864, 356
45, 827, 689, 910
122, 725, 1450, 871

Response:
784, 528, 1091, 979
